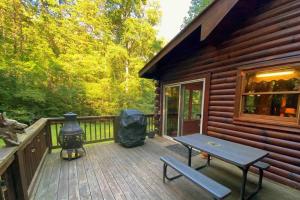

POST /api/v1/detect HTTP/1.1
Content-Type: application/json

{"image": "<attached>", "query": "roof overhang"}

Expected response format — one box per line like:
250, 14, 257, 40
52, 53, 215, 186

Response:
139, 0, 240, 79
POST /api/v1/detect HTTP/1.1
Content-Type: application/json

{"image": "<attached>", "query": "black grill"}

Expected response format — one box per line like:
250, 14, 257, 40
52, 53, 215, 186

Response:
59, 112, 85, 160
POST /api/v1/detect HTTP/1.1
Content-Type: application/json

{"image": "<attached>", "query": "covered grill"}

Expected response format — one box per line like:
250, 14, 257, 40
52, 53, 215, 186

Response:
117, 109, 147, 147
59, 112, 85, 160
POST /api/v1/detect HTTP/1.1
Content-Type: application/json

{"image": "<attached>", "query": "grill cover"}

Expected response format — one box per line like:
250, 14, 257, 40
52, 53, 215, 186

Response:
118, 109, 147, 147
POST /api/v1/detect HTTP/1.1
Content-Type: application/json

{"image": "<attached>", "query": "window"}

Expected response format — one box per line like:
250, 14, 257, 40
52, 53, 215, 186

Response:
237, 67, 300, 124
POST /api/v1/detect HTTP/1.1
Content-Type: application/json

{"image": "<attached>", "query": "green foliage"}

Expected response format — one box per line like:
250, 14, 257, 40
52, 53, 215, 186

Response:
0, 0, 162, 124
182, 0, 214, 28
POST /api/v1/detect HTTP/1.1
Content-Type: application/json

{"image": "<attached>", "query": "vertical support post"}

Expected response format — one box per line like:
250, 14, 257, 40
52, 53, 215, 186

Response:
154, 80, 161, 136
113, 116, 119, 143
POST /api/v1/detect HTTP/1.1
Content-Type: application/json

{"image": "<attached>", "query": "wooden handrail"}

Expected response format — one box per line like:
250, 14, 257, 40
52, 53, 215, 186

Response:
18, 118, 48, 150
47, 115, 116, 121
47, 114, 154, 122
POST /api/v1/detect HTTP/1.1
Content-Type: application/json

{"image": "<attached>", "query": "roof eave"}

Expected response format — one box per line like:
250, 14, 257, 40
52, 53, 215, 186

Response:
139, 0, 239, 79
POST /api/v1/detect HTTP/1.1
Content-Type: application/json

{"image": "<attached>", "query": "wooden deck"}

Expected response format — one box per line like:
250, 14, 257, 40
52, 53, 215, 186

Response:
33, 137, 299, 200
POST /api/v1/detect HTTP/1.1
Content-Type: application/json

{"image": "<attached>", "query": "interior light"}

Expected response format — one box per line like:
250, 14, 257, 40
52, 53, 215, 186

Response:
256, 70, 294, 78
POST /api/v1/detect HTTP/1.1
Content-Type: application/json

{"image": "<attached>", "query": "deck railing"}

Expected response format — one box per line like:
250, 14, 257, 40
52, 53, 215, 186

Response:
48, 114, 155, 149
48, 116, 116, 149
0, 114, 155, 200
0, 118, 50, 200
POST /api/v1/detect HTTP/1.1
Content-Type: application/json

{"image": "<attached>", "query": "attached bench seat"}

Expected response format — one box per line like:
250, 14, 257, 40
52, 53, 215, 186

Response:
252, 161, 270, 189
253, 161, 270, 170
252, 161, 270, 187
160, 156, 231, 200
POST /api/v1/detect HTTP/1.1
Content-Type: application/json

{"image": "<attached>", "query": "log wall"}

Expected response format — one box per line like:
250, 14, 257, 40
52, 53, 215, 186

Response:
159, 0, 300, 189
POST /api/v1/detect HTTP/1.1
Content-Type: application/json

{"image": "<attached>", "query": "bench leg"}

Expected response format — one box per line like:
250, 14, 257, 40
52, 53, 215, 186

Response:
258, 168, 263, 190
239, 167, 265, 200
163, 163, 167, 183
245, 168, 264, 200
183, 145, 209, 171
162, 163, 183, 182
239, 166, 249, 200
194, 154, 211, 171
188, 147, 192, 167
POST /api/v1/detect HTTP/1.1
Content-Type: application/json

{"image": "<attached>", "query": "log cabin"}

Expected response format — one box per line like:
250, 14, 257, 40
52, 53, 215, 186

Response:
139, 0, 300, 190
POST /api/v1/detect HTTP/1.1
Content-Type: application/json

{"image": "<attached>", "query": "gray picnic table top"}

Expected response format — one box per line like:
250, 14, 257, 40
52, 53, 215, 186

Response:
174, 134, 268, 168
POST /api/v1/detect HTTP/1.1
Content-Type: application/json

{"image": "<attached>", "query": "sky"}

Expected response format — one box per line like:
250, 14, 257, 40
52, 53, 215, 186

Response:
158, 0, 191, 41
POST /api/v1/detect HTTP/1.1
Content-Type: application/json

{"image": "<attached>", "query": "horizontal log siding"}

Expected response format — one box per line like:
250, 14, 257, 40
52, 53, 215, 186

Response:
160, 0, 300, 189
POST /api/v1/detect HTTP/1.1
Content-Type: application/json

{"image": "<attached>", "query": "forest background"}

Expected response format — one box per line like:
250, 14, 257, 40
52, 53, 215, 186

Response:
0, 0, 212, 123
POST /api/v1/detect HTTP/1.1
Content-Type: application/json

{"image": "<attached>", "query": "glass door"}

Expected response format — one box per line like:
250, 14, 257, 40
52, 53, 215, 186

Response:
163, 80, 205, 137
164, 86, 180, 137
181, 82, 203, 135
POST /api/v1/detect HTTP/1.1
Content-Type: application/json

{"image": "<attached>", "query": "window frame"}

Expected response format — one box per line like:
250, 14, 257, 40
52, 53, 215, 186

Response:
234, 66, 300, 127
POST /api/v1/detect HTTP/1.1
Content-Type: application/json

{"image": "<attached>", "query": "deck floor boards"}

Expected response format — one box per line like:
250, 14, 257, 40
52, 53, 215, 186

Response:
33, 137, 300, 200
76, 156, 92, 200
82, 154, 102, 200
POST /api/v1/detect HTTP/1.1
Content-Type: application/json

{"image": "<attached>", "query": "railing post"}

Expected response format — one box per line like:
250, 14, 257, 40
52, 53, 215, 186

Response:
113, 116, 119, 143
46, 120, 53, 154
13, 150, 29, 200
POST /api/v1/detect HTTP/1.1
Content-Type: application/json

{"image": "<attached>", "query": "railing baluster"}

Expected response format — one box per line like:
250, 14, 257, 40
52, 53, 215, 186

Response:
89, 121, 92, 141
147, 116, 149, 133
106, 118, 110, 139
149, 116, 152, 132
101, 119, 103, 141
148, 116, 150, 133
79, 121, 84, 142
55, 123, 59, 146
152, 116, 154, 131
94, 120, 96, 141
111, 118, 114, 139
148, 116, 150, 132
100, 119, 102, 141
95, 120, 98, 141
99, 119, 102, 141
109, 118, 111, 139
84, 122, 87, 142
102, 119, 105, 140
150, 116, 152, 132
104, 119, 107, 139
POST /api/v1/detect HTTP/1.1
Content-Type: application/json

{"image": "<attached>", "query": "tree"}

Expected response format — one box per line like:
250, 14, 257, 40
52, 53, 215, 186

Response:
0, 0, 163, 123
182, 0, 213, 28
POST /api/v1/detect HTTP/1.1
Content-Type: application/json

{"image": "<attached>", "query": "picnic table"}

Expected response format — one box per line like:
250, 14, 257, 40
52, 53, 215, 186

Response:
174, 134, 269, 200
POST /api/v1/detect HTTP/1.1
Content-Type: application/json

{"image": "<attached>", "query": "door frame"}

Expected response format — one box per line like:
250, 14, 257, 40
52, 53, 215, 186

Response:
162, 78, 207, 138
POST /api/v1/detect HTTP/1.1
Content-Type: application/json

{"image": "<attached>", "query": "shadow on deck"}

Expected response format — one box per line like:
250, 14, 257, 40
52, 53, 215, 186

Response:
33, 137, 299, 200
